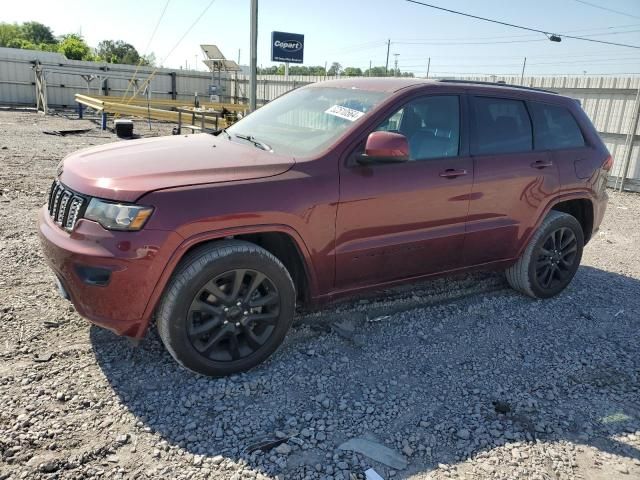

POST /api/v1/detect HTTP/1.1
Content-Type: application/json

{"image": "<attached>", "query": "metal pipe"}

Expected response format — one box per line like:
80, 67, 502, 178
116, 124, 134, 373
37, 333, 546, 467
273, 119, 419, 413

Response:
249, 0, 258, 111
618, 86, 640, 192
385, 39, 390, 75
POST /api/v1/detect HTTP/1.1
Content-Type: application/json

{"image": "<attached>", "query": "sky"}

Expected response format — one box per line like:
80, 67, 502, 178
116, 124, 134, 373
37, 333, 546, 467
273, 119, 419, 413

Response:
3, 0, 640, 76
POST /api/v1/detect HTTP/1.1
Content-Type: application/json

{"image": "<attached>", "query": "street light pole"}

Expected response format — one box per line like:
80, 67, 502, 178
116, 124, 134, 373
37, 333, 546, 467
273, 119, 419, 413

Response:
385, 39, 390, 75
249, 0, 258, 111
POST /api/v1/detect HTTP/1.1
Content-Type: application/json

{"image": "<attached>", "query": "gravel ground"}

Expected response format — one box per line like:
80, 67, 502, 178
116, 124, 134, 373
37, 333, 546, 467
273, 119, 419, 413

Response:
0, 109, 639, 480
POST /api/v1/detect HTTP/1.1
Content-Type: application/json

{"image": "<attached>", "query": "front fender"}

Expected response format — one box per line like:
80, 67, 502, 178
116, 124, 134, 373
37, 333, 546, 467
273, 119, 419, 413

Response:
136, 223, 318, 337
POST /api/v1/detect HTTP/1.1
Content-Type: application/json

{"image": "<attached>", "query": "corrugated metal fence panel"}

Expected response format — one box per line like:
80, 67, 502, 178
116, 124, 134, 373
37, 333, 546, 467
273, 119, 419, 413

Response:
228, 74, 338, 104
2, 47, 638, 185
0, 46, 216, 107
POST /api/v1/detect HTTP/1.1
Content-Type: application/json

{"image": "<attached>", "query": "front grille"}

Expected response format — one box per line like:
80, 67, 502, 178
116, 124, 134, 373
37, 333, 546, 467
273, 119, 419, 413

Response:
47, 180, 88, 231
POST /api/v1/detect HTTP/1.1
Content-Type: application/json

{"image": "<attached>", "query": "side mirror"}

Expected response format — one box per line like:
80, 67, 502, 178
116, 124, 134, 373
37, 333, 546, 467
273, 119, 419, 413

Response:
357, 131, 410, 164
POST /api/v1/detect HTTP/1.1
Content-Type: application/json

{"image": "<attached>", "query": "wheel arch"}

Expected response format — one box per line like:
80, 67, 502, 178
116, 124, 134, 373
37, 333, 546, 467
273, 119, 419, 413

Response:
549, 197, 594, 244
138, 225, 317, 337
514, 192, 595, 261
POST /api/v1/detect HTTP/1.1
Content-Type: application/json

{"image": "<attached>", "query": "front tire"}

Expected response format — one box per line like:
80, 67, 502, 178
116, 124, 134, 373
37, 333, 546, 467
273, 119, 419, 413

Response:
506, 211, 584, 299
156, 240, 295, 377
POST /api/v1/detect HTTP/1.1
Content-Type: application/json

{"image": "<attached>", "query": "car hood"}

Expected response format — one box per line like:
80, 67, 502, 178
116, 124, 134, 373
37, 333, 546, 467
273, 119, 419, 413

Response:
59, 134, 295, 202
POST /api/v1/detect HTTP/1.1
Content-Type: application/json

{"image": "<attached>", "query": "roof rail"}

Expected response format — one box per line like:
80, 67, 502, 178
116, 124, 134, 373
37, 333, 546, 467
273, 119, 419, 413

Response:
438, 79, 557, 95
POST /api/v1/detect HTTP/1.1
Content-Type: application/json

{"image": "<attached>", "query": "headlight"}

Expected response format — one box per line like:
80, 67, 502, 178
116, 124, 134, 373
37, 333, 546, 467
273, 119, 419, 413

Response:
84, 198, 153, 231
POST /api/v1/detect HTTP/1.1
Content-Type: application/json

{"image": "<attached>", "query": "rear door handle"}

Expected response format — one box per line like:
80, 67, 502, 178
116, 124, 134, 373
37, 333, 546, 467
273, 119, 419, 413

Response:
531, 160, 553, 169
439, 168, 467, 178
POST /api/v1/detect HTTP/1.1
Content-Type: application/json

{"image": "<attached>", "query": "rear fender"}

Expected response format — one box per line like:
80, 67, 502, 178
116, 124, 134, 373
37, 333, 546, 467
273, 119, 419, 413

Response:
513, 191, 596, 260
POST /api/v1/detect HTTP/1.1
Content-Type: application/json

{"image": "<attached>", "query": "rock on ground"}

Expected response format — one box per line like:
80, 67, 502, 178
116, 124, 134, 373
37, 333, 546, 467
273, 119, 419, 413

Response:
0, 109, 639, 479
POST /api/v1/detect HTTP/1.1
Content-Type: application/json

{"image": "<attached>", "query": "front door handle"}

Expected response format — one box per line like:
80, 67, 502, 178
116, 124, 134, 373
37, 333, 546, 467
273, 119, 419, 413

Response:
531, 160, 553, 169
439, 168, 467, 178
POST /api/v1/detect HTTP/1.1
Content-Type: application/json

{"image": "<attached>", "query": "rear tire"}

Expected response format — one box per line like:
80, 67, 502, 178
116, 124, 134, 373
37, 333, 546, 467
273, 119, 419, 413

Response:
506, 211, 584, 299
156, 240, 295, 377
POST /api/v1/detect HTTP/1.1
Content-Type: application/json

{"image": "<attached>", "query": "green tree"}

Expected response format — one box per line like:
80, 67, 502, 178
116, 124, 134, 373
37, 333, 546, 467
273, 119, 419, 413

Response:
363, 66, 390, 77
0, 23, 24, 47
343, 67, 363, 77
21, 21, 55, 44
257, 66, 278, 74
57, 34, 93, 60
96, 40, 149, 65
327, 62, 342, 76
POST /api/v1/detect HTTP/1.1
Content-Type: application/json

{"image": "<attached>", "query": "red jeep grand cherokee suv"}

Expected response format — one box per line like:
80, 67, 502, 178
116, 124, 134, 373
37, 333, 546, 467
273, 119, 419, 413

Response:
39, 78, 610, 376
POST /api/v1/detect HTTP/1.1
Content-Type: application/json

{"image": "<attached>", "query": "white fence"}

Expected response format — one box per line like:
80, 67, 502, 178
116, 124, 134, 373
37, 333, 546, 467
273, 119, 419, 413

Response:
227, 73, 640, 192
0, 47, 217, 107
0, 46, 638, 190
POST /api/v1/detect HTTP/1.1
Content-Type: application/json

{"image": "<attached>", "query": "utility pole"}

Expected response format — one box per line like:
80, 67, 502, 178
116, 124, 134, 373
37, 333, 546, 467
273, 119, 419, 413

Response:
249, 0, 258, 111
369, 60, 372, 77
617, 86, 640, 191
385, 39, 390, 75
520, 57, 527, 84
194, 54, 198, 71
393, 53, 399, 77
426, 57, 431, 79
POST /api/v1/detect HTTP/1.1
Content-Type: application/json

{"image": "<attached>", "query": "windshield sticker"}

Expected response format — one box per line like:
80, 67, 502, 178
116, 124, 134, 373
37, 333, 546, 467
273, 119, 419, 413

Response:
324, 105, 365, 122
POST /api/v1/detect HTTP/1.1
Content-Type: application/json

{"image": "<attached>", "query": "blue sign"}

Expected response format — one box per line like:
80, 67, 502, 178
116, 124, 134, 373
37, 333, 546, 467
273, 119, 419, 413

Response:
271, 31, 304, 64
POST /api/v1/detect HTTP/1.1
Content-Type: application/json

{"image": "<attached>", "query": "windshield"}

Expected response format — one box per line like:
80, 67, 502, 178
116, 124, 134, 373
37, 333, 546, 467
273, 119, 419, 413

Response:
226, 87, 390, 156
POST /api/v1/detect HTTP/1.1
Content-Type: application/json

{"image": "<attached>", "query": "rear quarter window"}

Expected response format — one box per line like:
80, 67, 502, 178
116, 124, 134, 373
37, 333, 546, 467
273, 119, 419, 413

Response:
530, 102, 585, 150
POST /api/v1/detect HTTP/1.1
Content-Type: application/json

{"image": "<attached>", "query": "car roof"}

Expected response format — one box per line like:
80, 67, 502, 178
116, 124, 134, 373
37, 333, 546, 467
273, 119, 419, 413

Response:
307, 77, 435, 92
307, 77, 564, 103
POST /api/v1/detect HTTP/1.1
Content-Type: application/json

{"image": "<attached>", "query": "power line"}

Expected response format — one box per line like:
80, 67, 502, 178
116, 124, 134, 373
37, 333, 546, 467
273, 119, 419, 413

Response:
404, 0, 640, 49
398, 51, 640, 60
143, 0, 171, 54
119, 0, 171, 106
573, 0, 640, 20
394, 29, 640, 46
128, 0, 217, 101
393, 23, 640, 42
399, 57, 640, 68
160, 0, 216, 65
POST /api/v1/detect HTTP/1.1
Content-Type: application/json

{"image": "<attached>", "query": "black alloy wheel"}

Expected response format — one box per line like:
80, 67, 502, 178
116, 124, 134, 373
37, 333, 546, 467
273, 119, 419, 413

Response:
156, 240, 296, 377
505, 211, 584, 299
534, 227, 578, 290
187, 269, 280, 362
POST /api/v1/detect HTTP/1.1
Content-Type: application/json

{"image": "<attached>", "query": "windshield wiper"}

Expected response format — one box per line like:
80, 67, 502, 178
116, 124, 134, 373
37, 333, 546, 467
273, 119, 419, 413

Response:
211, 128, 231, 139
234, 133, 272, 151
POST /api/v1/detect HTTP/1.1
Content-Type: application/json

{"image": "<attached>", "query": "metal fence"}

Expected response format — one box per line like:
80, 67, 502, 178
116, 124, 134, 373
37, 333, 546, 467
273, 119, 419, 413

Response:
0, 47, 217, 107
227, 73, 640, 192
1, 46, 638, 191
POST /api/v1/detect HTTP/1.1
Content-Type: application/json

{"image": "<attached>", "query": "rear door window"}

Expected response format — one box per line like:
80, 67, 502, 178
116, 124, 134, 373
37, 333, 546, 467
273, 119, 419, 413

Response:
471, 97, 533, 155
529, 102, 585, 150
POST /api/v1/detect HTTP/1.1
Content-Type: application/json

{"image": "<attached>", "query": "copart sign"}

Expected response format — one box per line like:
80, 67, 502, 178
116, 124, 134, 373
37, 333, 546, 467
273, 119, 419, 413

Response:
271, 31, 304, 64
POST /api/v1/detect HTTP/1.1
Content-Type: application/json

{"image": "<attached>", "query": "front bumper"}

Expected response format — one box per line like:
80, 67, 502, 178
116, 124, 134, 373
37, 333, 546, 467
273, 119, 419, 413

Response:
38, 206, 183, 337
